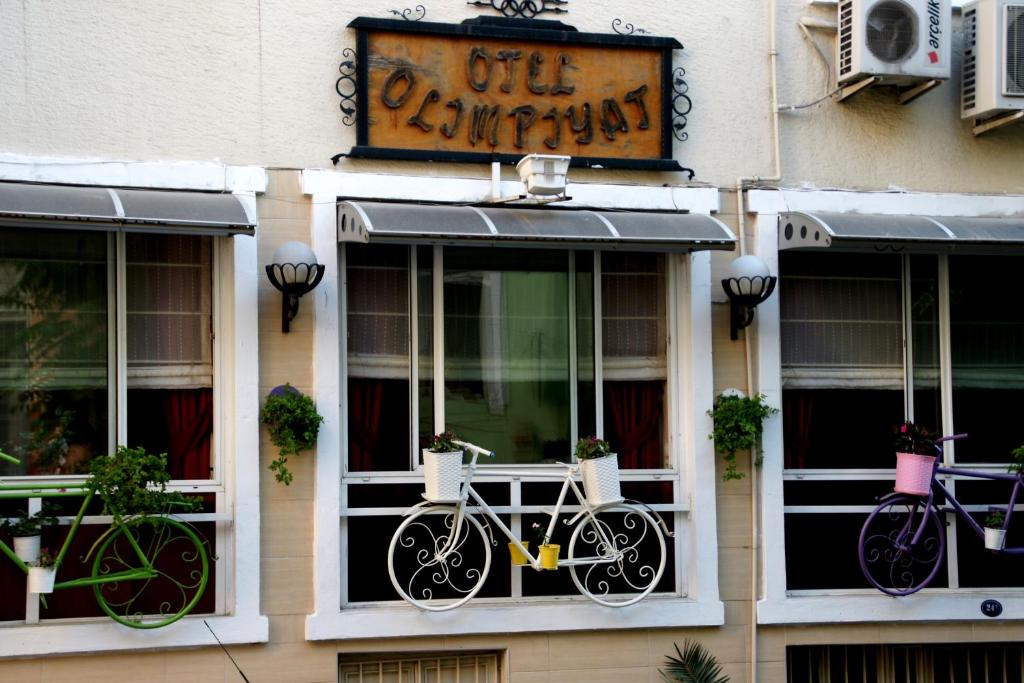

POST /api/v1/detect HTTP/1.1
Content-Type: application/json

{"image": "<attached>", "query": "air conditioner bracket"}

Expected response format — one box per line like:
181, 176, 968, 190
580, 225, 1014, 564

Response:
972, 110, 1024, 137
898, 79, 940, 105
835, 76, 878, 103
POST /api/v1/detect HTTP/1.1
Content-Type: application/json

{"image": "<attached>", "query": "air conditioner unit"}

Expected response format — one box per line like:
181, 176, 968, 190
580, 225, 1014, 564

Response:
961, 0, 1024, 120
837, 0, 952, 85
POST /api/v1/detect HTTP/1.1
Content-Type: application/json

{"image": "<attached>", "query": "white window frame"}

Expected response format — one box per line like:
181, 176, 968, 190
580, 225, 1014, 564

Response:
304, 169, 724, 640
0, 155, 268, 656
750, 188, 1024, 625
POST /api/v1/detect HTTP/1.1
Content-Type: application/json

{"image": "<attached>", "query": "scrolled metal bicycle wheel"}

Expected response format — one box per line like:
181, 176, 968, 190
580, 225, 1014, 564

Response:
91, 516, 209, 628
568, 503, 666, 607
859, 495, 945, 596
388, 505, 492, 611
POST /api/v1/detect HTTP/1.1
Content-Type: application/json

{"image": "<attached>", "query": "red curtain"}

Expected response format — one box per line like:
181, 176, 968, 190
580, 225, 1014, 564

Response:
166, 389, 213, 479
604, 381, 663, 469
782, 392, 814, 469
348, 378, 383, 472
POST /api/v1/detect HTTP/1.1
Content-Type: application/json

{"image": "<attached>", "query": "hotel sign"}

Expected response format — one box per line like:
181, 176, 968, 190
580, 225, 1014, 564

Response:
345, 18, 686, 172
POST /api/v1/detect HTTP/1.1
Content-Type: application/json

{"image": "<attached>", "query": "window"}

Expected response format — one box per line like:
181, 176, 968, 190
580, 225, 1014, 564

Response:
787, 643, 1024, 683
341, 243, 679, 605
780, 251, 1024, 592
347, 245, 668, 468
0, 228, 221, 624
0, 230, 213, 478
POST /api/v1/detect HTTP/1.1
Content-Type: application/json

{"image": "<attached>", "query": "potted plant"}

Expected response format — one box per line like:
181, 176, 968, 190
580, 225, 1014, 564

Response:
708, 392, 778, 481
1, 505, 58, 563
984, 510, 1007, 551
260, 384, 324, 486
423, 431, 463, 502
87, 446, 201, 519
530, 522, 560, 570
509, 521, 545, 567
27, 547, 56, 594
575, 436, 621, 506
893, 421, 936, 497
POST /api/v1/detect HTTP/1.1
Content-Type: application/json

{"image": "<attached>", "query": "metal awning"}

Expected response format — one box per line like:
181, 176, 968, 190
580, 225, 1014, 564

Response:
780, 211, 1024, 252
337, 201, 735, 252
0, 182, 256, 235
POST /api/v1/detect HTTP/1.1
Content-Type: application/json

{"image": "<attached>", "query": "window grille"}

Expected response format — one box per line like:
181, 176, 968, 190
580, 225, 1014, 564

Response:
339, 652, 500, 683
787, 643, 1024, 683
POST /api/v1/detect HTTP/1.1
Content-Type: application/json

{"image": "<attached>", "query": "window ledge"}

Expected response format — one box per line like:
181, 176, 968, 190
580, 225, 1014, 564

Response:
758, 593, 1024, 625
0, 613, 268, 658
306, 597, 724, 640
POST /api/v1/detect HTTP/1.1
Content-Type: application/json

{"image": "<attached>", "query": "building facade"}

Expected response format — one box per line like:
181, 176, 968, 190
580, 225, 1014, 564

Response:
1, 1, 1023, 681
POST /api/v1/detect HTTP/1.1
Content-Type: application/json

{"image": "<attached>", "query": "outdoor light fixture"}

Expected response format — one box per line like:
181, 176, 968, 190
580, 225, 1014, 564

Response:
515, 153, 571, 196
266, 241, 325, 333
722, 254, 777, 341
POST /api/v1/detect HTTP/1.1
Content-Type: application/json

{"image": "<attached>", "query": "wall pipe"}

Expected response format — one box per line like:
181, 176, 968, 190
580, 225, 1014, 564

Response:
734, 0, 784, 679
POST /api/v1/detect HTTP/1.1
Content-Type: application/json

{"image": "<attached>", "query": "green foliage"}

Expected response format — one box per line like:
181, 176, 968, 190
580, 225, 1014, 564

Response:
893, 421, 935, 456
660, 641, 730, 683
1010, 445, 1024, 476
260, 384, 324, 486
985, 511, 1006, 529
87, 446, 201, 520
427, 430, 460, 453
1, 504, 59, 537
574, 436, 612, 461
708, 393, 778, 481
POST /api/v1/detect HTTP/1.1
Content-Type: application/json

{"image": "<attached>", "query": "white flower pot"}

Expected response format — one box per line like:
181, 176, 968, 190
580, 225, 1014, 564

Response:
13, 536, 41, 563
985, 527, 1006, 551
28, 566, 56, 593
580, 453, 622, 506
422, 449, 463, 502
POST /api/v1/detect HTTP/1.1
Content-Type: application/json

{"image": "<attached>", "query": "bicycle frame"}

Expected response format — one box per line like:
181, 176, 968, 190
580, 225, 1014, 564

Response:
902, 434, 1024, 556
0, 481, 159, 589
422, 442, 622, 572
927, 465, 1024, 555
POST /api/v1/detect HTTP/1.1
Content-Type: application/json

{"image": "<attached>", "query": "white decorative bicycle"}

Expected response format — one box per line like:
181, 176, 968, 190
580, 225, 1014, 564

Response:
387, 440, 672, 611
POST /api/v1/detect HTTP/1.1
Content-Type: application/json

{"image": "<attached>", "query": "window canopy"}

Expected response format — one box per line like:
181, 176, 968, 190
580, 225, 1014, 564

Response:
779, 211, 1024, 253
338, 201, 735, 252
0, 181, 255, 235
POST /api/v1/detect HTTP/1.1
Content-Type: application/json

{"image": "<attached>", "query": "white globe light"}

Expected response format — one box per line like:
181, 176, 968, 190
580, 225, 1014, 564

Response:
727, 255, 771, 295
272, 241, 318, 284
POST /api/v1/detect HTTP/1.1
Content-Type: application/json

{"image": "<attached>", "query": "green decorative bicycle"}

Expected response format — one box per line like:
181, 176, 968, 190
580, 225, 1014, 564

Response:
0, 448, 210, 629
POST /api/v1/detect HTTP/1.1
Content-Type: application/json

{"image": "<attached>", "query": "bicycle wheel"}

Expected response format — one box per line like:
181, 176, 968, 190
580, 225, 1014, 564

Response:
91, 517, 209, 628
858, 495, 945, 596
388, 505, 492, 611
568, 503, 667, 607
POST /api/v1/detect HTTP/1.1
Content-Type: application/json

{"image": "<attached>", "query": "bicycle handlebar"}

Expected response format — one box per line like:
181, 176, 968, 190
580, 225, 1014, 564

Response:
0, 450, 18, 465
453, 440, 495, 459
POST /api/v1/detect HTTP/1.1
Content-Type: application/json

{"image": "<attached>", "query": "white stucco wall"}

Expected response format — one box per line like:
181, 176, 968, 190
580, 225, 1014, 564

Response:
13, 2, 1021, 192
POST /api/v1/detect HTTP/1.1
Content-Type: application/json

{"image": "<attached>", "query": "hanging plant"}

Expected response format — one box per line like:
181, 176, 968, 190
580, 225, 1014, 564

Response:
708, 392, 778, 481
260, 384, 324, 485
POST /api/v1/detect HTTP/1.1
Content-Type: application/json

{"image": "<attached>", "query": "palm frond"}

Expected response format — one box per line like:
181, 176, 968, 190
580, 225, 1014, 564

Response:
659, 640, 730, 683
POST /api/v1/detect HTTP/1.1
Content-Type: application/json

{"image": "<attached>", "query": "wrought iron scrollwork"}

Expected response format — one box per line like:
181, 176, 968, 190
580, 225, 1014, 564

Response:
389, 5, 426, 21
671, 66, 692, 143
466, 0, 568, 19
336, 48, 357, 127
611, 18, 649, 35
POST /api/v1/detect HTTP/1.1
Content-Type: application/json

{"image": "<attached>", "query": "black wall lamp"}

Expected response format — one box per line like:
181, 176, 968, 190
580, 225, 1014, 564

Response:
722, 255, 777, 341
265, 241, 325, 333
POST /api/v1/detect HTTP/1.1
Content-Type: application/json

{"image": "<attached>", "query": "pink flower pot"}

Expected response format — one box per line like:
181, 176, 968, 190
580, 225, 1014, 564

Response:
894, 452, 935, 496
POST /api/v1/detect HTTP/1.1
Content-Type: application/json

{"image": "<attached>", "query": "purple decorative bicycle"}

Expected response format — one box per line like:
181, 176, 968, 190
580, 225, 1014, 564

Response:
858, 434, 1024, 596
